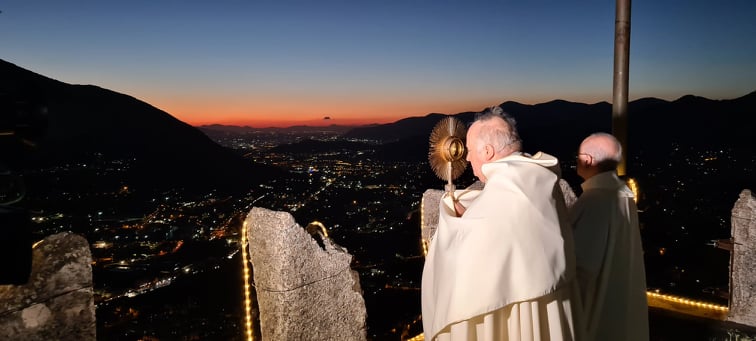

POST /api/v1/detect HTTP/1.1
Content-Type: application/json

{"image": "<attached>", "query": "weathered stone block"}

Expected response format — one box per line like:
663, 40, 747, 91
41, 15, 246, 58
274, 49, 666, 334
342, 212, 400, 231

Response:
0, 232, 95, 340
246, 207, 366, 341
728, 189, 756, 327
421, 189, 443, 246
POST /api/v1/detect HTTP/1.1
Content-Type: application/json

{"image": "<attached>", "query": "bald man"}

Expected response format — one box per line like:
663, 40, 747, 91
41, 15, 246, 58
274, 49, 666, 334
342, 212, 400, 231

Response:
571, 132, 649, 341
422, 107, 581, 341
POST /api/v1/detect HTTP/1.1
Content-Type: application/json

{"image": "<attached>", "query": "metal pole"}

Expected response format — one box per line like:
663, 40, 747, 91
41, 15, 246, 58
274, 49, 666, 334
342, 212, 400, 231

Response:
613, 0, 631, 176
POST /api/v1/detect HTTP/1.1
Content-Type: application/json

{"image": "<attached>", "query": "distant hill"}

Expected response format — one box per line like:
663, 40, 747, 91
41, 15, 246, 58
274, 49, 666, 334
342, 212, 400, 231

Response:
341, 93, 756, 163
0, 59, 283, 195
341, 113, 467, 142
627, 94, 755, 151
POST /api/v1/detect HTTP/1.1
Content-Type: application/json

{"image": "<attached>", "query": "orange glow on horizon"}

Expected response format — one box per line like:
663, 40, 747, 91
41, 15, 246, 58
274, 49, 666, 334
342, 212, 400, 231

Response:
140, 91, 611, 128
145, 95, 508, 128
190, 116, 400, 128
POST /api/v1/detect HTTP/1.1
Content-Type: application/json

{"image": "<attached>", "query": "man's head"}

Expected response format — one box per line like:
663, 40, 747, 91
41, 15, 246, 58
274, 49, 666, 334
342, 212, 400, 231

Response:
576, 132, 622, 180
465, 107, 522, 182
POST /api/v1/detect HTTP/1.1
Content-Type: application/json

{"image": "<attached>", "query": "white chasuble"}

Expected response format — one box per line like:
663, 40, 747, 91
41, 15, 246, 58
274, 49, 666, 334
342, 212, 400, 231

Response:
570, 171, 649, 341
422, 152, 580, 341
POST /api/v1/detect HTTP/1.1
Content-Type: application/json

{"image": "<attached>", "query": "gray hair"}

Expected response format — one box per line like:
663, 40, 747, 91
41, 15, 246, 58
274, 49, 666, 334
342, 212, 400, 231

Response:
580, 132, 622, 171
473, 106, 522, 152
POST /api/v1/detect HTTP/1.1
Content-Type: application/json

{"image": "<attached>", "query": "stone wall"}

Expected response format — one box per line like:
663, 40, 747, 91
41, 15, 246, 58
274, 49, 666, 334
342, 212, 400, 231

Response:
420, 188, 443, 246
728, 189, 756, 327
245, 207, 367, 341
0, 232, 95, 340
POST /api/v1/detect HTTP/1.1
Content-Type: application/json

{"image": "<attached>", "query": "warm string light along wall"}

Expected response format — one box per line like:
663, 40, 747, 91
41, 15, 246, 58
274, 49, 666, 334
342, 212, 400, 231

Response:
406, 333, 426, 341
307, 220, 329, 238
420, 195, 429, 257
626, 177, 640, 204
241, 220, 255, 341
646, 291, 728, 312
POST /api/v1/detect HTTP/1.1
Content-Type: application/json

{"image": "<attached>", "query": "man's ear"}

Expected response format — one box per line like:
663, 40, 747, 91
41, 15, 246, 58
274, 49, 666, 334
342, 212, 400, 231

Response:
484, 144, 495, 160
580, 154, 593, 167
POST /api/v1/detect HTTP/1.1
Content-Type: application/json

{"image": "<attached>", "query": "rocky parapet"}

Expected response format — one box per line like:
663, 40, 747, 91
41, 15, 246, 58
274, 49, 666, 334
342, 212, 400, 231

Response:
0, 232, 95, 340
728, 189, 756, 327
245, 207, 366, 340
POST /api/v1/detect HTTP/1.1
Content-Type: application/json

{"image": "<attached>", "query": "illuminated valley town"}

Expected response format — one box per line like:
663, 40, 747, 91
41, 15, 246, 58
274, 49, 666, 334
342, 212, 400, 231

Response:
13, 123, 754, 340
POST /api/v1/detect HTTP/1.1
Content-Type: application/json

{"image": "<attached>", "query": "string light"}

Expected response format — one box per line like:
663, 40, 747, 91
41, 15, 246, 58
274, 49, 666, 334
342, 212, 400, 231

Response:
646, 291, 728, 312
406, 334, 425, 341
414, 196, 429, 339
307, 220, 329, 238
420, 196, 428, 256
241, 220, 255, 341
626, 177, 640, 204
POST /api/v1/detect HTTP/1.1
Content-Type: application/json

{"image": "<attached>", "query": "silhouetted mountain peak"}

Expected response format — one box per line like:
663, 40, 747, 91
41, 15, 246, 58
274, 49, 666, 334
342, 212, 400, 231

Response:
1, 58, 283, 195
675, 94, 714, 105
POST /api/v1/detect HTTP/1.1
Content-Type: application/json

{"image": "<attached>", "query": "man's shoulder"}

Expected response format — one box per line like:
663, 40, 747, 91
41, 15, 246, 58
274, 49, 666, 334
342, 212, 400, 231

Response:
503, 151, 559, 166
573, 188, 613, 211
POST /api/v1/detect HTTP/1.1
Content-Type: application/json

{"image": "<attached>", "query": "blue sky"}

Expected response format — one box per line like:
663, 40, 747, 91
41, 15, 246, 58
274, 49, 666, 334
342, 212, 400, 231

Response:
2, 1, 754, 127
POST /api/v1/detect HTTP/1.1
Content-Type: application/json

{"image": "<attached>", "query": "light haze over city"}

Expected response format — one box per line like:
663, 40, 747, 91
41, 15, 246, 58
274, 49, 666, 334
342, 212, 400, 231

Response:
2, 0, 754, 127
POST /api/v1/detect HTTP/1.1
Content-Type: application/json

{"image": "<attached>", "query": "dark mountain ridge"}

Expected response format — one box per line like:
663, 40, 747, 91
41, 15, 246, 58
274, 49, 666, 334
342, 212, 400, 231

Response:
341, 92, 755, 164
1, 59, 282, 195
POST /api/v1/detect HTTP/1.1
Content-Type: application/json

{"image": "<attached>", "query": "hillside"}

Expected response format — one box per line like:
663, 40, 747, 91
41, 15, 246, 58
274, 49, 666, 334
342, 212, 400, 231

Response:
0, 59, 283, 195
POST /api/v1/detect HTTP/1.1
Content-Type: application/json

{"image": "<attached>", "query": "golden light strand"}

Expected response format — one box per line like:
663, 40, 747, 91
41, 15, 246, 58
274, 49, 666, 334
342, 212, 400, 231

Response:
241, 220, 254, 341
420, 196, 428, 257
646, 291, 728, 312
406, 334, 425, 341
626, 177, 639, 204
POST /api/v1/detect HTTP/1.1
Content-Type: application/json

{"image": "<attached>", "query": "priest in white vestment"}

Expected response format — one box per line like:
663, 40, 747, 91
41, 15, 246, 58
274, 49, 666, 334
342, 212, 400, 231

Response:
422, 108, 582, 341
570, 133, 649, 341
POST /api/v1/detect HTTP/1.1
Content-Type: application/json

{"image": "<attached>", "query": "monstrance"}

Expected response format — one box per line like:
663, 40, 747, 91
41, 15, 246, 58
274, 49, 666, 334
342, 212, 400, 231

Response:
428, 116, 467, 201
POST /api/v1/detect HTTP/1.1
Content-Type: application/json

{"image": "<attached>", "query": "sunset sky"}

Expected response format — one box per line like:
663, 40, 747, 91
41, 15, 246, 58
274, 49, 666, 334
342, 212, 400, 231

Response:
2, 1, 755, 127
